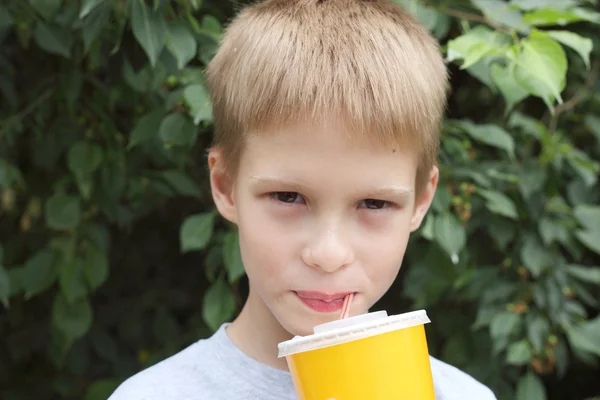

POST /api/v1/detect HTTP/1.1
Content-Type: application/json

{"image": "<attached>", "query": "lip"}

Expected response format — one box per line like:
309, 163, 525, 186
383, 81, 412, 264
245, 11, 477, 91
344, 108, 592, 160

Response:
295, 291, 355, 313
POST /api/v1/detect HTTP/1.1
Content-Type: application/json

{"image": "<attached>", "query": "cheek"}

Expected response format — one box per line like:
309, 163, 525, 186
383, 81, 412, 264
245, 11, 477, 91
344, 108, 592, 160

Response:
357, 219, 412, 285
237, 201, 295, 282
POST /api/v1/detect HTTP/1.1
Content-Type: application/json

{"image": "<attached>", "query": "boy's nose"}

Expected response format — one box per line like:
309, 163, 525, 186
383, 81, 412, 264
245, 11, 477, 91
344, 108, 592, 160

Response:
301, 227, 354, 273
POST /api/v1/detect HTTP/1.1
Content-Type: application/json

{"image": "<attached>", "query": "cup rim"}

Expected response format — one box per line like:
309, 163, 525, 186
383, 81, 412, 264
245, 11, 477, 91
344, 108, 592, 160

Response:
277, 309, 430, 358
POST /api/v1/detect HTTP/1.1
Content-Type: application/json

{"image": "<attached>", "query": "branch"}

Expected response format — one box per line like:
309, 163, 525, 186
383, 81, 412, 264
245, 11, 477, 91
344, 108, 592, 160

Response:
549, 60, 600, 132
0, 89, 55, 138
439, 6, 514, 35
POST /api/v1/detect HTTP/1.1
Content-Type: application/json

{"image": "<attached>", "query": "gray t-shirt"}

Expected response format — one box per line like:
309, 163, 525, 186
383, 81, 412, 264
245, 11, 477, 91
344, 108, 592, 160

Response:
108, 324, 497, 400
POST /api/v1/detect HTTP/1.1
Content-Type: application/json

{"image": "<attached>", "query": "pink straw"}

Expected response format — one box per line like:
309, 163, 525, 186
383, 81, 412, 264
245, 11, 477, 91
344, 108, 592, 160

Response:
339, 293, 354, 319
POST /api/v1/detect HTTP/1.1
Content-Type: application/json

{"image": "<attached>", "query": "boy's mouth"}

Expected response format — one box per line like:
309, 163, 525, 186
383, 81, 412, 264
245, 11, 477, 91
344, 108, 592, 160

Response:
294, 291, 355, 313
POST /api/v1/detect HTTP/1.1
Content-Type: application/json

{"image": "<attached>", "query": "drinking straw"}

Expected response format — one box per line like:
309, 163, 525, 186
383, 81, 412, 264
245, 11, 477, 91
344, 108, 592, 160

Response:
339, 293, 353, 319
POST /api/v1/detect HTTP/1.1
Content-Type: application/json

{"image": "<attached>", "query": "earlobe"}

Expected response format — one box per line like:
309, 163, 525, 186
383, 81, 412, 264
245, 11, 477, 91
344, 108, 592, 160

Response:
409, 166, 439, 232
208, 149, 238, 224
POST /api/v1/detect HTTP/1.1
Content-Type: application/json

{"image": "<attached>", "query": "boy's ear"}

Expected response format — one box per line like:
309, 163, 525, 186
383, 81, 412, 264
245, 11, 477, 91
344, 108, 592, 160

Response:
208, 149, 238, 224
409, 165, 439, 232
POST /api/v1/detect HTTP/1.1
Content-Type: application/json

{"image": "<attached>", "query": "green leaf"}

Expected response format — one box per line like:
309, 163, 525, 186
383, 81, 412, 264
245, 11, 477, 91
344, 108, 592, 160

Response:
83, 245, 109, 291
0, 264, 8, 308
433, 213, 466, 264
566, 149, 599, 187
45, 194, 82, 231
585, 115, 600, 143
515, 31, 567, 109
516, 372, 547, 400
510, 0, 579, 10
523, 7, 598, 26
29, 0, 62, 20
80, 0, 104, 18
0, 159, 21, 189
446, 27, 506, 69
130, 0, 167, 67
200, 15, 222, 37
68, 142, 104, 199
122, 60, 153, 93
472, 0, 529, 32
490, 311, 520, 339
128, 109, 165, 149
167, 22, 197, 70
395, 0, 442, 33
517, 167, 545, 198
420, 214, 434, 240
491, 62, 529, 112
223, 232, 245, 283
520, 235, 552, 277
82, 2, 109, 53
189, 0, 202, 10
0, 246, 9, 308
68, 142, 103, 176
573, 205, 600, 254
488, 217, 516, 249
509, 111, 547, 139
21, 250, 58, 298
183, 84, 213, 125
202, 279, 236, 331
159, 113, 197, 147
83, 379, 121, 400
180, 212, 215, 252
54, 5, 79, 27
538, 217, 568, 246
34, 22, 73, 58
59, 259, 88, 303
0, 6, 14, 33
544, 30, 592, 69
458, 121, 515, 158
555, 340, 569, 378
466, 59, 496, 90
527, 315, 550, 351
506, 339, 533, 365
52, 294, 93, 341
478, 190, 519, 219
157, 170, 202, 197
566, 316, 600, 357
566, 264, 600, 284
153, 307, 181, 343
575, 230, 600, 255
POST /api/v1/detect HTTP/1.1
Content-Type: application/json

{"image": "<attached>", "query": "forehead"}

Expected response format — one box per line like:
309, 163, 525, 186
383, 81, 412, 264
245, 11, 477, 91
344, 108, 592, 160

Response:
238, 119, 418, 187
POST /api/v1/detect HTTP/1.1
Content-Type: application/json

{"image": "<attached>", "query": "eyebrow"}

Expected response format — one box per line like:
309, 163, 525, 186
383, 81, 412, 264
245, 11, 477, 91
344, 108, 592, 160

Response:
248, 176, 308, 191
248, 176, 414, 197
364, 186, 414, 198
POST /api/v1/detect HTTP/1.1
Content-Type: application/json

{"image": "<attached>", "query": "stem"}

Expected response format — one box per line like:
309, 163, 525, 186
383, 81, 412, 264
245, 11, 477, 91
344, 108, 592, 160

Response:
549, 60, 600, 133
439, 6, 514, 35
0, 89, 55, 137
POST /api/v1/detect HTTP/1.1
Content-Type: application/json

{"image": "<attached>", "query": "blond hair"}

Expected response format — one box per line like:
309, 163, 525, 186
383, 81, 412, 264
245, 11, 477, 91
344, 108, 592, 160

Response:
206, 0, 448, 195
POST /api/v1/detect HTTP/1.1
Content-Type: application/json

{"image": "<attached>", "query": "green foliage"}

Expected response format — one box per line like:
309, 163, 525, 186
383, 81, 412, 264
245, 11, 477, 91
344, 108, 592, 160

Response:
0, 0, 598, 399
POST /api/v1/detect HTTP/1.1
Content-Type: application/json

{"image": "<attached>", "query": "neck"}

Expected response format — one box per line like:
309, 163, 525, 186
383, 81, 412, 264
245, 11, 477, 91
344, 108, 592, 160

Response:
226, 287, 293, 371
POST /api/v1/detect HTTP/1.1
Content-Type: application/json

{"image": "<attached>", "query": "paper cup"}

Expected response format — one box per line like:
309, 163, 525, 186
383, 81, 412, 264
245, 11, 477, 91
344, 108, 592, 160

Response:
278, 310, 435, 400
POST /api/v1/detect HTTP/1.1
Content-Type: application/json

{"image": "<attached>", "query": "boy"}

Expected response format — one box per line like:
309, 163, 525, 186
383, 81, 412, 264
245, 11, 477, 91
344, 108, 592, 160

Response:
110, 0, 497, 399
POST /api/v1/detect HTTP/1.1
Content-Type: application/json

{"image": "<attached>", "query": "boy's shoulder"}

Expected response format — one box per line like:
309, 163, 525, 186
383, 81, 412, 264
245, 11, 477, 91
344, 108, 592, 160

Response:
107, 326, 297, 400
430, 356, 497, 400
108, 339, 217, 400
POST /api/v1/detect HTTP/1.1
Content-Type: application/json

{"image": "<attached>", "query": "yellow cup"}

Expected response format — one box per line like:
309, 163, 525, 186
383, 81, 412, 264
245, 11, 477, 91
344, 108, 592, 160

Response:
278, 310, 435, 400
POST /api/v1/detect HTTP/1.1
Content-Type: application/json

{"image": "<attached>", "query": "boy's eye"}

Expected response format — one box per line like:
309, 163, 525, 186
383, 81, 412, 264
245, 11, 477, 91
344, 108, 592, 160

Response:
360, 199, 389, 210
272, 192, 303, 203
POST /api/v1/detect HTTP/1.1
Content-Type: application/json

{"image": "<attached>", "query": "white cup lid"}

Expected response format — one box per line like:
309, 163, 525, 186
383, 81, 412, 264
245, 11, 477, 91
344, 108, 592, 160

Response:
277, 310, 430, 358
313, 310, 389, 334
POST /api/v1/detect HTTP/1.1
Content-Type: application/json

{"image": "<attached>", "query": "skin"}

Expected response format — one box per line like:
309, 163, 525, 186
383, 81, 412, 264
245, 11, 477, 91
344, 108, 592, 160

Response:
208, 118, 438, 370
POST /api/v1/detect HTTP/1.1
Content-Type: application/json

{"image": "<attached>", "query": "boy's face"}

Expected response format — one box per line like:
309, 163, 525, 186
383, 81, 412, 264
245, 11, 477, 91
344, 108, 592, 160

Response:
209, 119, 437, 336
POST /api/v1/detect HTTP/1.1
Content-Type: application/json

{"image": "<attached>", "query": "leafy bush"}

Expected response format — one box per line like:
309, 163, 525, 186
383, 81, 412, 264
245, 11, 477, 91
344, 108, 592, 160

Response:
0, 1, 599, 399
